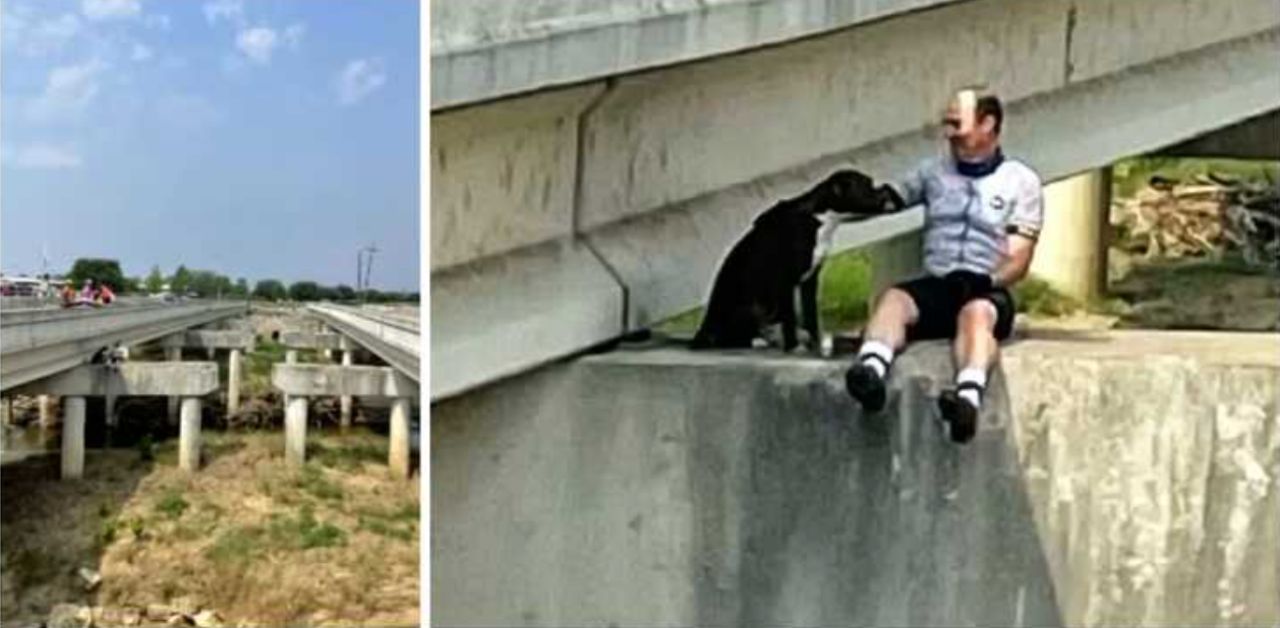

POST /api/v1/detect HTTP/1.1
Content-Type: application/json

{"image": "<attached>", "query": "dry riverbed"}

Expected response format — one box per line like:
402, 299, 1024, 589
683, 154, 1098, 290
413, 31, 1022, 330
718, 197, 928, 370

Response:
1, 429, 419, 626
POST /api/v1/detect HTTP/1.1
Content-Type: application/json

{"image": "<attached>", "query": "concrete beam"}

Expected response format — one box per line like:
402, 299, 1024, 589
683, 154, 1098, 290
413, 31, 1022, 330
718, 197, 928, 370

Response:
12, 363, 220, 397
431, 0, 962, 109
272, 364, 419, 398
306, 304, 420, 382
1157, 108, 1280, 160
160, 330, 255, 351
280, 331, 345, 351
0, 301, 246, 392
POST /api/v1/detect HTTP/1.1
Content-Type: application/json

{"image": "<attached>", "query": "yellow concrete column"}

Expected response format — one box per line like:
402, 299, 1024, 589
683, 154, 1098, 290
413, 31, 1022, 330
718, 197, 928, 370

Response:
1029, 168, 1111, 302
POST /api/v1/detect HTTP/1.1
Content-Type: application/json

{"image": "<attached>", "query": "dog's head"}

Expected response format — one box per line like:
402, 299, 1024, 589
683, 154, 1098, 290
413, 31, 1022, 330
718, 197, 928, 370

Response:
814, 169, 905, 216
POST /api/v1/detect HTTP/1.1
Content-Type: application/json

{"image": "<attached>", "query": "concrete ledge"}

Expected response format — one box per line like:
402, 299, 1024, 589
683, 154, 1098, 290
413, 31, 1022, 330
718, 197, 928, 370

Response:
11, 363, 220, 397
431, 239, 624, 401
272, 364, 418, 398
279, 331, 345, 351
161, 330, 255, 350
306, 304, 420, 382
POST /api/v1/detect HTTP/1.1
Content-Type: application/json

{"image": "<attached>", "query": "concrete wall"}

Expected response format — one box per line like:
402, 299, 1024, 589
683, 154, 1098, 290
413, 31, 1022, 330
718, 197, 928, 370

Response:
433, 332, 1280, 626
1004, 332, 1280, 627
433, 342, 1061, 627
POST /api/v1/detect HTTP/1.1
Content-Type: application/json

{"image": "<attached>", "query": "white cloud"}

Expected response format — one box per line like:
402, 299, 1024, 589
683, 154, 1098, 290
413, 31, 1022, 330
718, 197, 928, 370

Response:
202, 0, 244, 26
82, 0, 141, 20
284, 23, 305, 50
131, 42, 152, 62
4, 12, 82, 57
235, 27, 278, 64
334, 58, 387, 106
27, 59, 107, 122
2, 143, 83, 169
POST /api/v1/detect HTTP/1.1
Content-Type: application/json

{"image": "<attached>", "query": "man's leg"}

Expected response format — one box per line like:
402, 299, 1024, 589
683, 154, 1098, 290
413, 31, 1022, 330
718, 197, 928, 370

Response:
845, 288, 919, 412
938, 299, 999, 442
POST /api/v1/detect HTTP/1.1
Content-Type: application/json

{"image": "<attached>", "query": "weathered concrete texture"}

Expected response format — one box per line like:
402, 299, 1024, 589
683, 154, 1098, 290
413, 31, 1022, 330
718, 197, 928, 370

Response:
61, 396, 86, 479
11, 363, 220, 397
431, 84, 603, 271
431, 0, 960, 109
433, 342, 1061, 627
1066, 0, 1278, 83
431, 239, 624, 399
279, 331, 345, 350
1003, 331, 1280, 627
272, 365, 418, 398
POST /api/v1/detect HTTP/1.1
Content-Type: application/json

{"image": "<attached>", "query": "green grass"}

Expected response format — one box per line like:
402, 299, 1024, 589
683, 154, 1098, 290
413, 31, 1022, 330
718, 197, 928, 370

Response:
354, 500, 418, 542
294, 464, 344, 502
654, 250, 876, 336
817, 250, 873, 332
1012, 275, 1081, 317
205, 504, 346, 564
311, 440, 385, 471
1111, 156, 1278, 198
154, 491, 190, 519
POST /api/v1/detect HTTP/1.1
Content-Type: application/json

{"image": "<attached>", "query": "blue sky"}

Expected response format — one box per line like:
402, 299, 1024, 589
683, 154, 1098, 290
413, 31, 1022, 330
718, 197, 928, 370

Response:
1, 0, 419, 291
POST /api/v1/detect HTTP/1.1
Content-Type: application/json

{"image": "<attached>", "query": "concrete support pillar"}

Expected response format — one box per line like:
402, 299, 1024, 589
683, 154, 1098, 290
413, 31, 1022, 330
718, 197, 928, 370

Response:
104, 393, 117, 428
179, 397, 202, 472
227, 349, 243, 417
340, 350, 354, 429
389, 397, 412, 479
38, 394, 55, 428
284, 349, 297, 408
285, 396, 308, 466
206, 347, 216, 360
1030, 168, 1112, 302
61, 396, 86, 479
1, 396, 10, 426
166, 346, 182, 423
322, 348, 333, 362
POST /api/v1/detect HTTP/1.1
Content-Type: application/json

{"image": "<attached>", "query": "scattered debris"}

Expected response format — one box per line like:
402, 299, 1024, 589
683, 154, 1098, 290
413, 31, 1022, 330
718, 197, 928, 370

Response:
45, 603, 226, 628
77, 567, 101, 591
1112, 173, 1280, 266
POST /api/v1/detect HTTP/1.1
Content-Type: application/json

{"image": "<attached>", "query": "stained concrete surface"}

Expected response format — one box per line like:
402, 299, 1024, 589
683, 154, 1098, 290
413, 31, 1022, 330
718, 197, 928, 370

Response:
433, 340, 1061, 627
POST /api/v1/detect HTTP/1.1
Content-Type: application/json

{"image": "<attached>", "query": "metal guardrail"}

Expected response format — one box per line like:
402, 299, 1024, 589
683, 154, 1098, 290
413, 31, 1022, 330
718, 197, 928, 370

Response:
306, 303, 420, 383
0, 300, 247, 392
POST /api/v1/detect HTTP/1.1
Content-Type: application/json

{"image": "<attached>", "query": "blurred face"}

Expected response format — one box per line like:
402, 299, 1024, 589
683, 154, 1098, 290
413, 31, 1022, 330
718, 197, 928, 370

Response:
943, 91, 997, 159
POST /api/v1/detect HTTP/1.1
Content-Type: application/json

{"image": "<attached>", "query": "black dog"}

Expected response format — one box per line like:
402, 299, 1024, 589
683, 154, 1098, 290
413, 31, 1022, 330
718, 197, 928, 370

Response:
691, 169, 903, 352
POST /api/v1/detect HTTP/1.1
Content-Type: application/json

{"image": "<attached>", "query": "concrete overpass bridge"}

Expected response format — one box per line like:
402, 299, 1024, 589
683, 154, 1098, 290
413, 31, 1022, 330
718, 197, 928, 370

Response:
432, 0, 1280, 399
432, 1, 1280, 626
1, 300, 420, 479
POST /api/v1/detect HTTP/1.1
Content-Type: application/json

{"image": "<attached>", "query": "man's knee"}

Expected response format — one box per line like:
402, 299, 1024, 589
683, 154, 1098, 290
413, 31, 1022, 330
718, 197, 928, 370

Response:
957, 299, 997, 331
873, 288, 919, 324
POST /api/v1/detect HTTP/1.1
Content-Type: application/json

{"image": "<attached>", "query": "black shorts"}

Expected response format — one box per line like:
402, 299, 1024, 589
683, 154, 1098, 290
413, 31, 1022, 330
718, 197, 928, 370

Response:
895, 275, 1016, 341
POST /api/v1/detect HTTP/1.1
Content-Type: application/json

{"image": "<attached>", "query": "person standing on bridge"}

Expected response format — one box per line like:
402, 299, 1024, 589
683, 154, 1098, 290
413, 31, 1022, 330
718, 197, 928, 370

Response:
844, 87, 1044, 443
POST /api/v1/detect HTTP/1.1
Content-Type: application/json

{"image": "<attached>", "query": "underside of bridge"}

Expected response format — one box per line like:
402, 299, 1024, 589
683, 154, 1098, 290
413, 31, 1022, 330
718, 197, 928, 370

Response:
431, 0, 1280, 399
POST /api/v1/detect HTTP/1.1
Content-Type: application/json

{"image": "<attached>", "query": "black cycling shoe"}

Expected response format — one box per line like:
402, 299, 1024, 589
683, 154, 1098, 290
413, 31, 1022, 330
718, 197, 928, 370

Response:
844, 362, 887, 413
937, 388, 979, 443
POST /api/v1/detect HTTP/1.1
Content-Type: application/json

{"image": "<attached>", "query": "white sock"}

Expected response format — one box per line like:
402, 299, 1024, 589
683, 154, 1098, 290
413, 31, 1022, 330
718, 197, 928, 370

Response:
857, 340, 895, 379
956, 366, 987, 408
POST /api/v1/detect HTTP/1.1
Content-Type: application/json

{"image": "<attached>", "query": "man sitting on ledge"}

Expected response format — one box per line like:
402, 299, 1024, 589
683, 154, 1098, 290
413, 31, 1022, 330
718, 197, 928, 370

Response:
845, 87, 1044, 443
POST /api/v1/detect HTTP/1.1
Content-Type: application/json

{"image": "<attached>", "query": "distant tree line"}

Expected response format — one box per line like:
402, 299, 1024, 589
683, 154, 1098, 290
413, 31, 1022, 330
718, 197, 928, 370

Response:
64, 258, 416, 303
